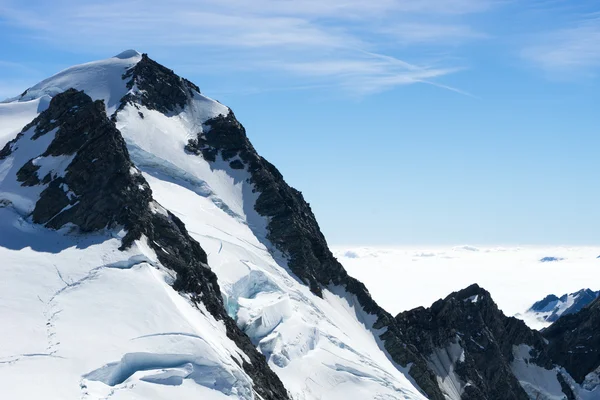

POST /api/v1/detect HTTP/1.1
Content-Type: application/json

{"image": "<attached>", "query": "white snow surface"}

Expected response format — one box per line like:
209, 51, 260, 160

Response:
0, 96, 50, 146
0, 53, 427, 399
426, 340, 465, 400
510, 344, 565, 400
333, 246, 600, 330
0, 208, 254, 400
3, 50, 142, 115
141, 155, 426, 400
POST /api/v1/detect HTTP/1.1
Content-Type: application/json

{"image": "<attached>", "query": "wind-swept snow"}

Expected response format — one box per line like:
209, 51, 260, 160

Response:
4, 51, 141, 115
0, 207, 255, 400
0, 97, 50, 146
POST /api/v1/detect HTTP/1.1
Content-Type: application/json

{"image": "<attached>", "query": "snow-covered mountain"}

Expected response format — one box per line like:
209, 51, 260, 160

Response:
523, 289, 599, 326
0, 50, 426, 400
1, 50, 599, 400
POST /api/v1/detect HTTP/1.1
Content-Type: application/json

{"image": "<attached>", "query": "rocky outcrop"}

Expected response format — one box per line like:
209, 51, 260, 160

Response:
543, 297, 600, 384
116, 53, 200, 116
2, 89, 289, 400
395, 284, 559, 400
10, 89, 152, 238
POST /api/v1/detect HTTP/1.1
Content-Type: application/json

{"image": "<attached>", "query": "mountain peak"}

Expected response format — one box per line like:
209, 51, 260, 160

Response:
113, 49, 142, 59
452, 282, 488, 299
527, 288, 600, 324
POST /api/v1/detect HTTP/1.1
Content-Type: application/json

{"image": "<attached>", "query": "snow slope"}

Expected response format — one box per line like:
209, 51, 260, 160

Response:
0, 97, 50, 146
143, 174, 425, 400
0, 52, 427, 399
0, 208, 254, 400
114, 97, 426, 399
4, 50, 141, 115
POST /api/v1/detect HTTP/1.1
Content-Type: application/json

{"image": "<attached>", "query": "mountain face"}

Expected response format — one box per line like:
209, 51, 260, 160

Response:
527, 289, 599, 324
391, 284, 600, 400
394, 285, 569, 400
0, 86, 288, 400
1, 50, 599, 400
0, 51, 427, 400
543, 297, 600, 386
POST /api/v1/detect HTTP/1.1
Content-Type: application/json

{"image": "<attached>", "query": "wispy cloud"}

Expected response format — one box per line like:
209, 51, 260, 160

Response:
0, 0, 496, 94
380, 23, 488, 45
522, 14, 600, 77
270, 53, 462, 95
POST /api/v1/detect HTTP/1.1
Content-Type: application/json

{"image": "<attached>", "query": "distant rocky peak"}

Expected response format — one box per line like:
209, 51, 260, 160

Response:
530, 294, 560, 313
528, 288, 600, 323
443, 283, 489, 304
395, 283, 558, 400
118, 53, 200, 115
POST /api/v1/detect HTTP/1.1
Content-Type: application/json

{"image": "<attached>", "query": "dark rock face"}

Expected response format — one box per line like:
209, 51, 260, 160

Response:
395, 284, 556, 400
557, 373, 576, 400
543, 297, 600, 383
197, 111, 377, 302
229, 159, 244, 169
9, 89, 152, 236
5, 89, 289, 400
116, 53, 200, 116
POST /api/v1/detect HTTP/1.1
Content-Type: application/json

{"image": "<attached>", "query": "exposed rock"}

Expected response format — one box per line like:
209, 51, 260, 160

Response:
199, 110, 380, 303
12, 89, 152, 235
543, 297, 600, 383
229, 159, 244, 169
116, 53, 199, 117
557, 373, 576, 400
395, 284, 556, 400
16, 160, 41, 186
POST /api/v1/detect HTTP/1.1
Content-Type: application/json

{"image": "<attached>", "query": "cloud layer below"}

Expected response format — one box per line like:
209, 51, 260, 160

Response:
333, 245, 600, 327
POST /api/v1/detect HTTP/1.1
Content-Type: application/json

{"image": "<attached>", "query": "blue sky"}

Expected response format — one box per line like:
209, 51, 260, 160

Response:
1, 0, 599, 245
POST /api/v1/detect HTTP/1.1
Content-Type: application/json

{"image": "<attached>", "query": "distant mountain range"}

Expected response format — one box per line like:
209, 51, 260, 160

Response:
527, 289, 600, 323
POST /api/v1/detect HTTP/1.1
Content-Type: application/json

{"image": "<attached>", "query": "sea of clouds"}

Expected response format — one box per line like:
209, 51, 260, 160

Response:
332, 245, 600, 328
